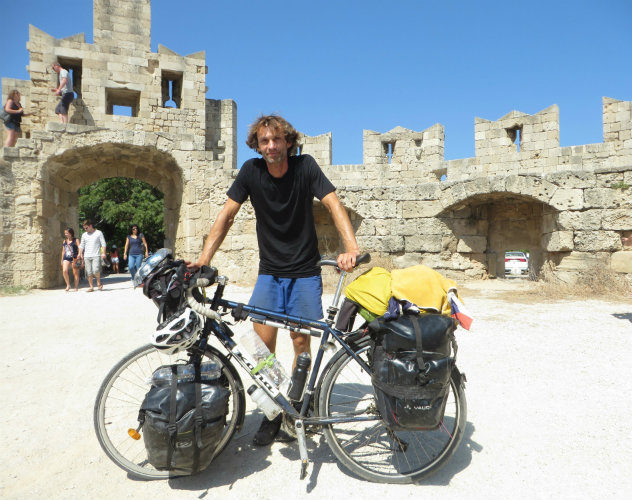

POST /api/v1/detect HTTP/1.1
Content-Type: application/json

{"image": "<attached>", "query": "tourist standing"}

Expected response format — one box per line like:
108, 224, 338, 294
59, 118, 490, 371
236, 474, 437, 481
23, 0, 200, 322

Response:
51, 61, 74, 123
189, 114, 360, 445
78, 220, 106, 292
124, 224, 148, 280
3, 90, 27, 147
61, 227, 80, 291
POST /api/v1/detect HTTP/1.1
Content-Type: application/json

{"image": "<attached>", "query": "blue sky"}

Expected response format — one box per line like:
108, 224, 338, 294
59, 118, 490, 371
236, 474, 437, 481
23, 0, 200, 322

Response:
1, 0, 631, 166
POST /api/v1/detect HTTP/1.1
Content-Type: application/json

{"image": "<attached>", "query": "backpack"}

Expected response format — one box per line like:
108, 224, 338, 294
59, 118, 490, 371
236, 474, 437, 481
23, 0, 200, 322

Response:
0, 107, 10, 123
139, 362, 229, 475
369, 313, 457, 430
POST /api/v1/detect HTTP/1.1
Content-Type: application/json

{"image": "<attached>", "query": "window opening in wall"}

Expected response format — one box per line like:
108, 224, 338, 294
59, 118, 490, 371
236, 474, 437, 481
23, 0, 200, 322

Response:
414, 139, 422, 148
383, 141, 395, 164
112, 105, 133, 116
57, 56, 83, 98
161, 70, 183, 108
507, 125, 523, 152
106, 88, 141, 117
296, 145, 302, 155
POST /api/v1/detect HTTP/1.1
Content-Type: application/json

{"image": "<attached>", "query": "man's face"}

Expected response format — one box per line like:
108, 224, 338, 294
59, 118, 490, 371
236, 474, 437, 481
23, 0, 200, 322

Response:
257, 126, 290, 166
52, 64, 60, 73
83, 224, 94, 233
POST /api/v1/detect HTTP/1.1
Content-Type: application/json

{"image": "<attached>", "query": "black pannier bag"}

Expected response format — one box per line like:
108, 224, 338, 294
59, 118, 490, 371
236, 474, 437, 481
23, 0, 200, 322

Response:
139, 362, 229, 475
369, 313, 457, 430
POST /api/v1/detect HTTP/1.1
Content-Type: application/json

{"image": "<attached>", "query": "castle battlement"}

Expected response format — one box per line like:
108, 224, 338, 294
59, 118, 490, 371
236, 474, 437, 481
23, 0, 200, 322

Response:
1, 0, 630, 289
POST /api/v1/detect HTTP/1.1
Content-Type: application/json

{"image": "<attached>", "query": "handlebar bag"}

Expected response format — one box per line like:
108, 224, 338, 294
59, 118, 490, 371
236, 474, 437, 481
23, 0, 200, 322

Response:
369, 313, 457, 430
139, 364, 229, 475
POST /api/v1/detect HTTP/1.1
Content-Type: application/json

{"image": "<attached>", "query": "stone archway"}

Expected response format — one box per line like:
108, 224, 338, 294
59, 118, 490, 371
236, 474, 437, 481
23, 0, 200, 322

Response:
440, 193, 547, 278
40, 143, 183, 287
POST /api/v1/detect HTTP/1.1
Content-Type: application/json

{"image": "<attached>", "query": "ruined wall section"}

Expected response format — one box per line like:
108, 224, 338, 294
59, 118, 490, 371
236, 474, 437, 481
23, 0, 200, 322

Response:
93, 0, 151, 54
205, 99, 237, 169
297, 132, 332, 167
448, 99, 632, 181
0, 0, 240, 288
23, 28, 210, 151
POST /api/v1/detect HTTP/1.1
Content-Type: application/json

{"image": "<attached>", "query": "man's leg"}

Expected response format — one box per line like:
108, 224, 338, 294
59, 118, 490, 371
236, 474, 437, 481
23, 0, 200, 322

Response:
286, 275, 322, 367
289, 331, 310, 370
248, 277, 285, 446
94, 258, 103, 289
253, 322, 278, 353
85, 258, 94, 291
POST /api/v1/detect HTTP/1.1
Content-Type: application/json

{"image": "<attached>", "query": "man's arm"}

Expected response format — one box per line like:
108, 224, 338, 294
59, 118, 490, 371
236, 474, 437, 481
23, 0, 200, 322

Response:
320, 191, 360, 272
192, 198, 242, 269
78, 234, 85, 259
100, 232, 107, 257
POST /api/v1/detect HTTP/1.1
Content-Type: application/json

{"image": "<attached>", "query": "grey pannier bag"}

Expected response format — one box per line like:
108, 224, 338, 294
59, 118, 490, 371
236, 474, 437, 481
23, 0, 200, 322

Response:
138, 362, 229, 475
369, 313, 457, 430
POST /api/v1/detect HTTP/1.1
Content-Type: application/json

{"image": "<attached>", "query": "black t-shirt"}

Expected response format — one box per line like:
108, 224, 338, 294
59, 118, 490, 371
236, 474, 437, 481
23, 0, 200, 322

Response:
227, 154, 335, 277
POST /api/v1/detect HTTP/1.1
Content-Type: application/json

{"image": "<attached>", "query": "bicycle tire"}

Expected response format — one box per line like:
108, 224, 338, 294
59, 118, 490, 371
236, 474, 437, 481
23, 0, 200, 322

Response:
94, 343, 245, 480
316, 336, 467, 483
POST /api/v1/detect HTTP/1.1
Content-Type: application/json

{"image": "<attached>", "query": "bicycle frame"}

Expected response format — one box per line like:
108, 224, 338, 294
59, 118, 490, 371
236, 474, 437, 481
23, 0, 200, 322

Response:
193, 268, 377, 428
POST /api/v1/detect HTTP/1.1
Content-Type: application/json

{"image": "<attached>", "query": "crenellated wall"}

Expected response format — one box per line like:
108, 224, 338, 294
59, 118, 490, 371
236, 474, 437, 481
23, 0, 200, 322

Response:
1, 0, 631, 288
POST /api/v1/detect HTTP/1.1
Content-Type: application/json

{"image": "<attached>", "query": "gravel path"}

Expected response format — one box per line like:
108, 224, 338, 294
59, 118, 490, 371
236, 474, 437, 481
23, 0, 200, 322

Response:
1, 274, 631, 500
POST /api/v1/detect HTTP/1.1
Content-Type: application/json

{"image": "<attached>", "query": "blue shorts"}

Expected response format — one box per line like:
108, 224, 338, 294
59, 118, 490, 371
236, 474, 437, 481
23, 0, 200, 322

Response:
4, 121, 19, 131
249, 275, 323, 320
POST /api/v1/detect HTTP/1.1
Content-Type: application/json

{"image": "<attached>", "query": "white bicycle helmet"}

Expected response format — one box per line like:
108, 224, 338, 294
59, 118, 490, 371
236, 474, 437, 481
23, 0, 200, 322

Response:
151, 307, 200, 354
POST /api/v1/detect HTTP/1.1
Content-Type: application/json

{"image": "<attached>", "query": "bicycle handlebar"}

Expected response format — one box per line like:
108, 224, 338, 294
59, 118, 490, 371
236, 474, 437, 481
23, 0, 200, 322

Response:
318, 252, 371, 269
184, 253, 372, 320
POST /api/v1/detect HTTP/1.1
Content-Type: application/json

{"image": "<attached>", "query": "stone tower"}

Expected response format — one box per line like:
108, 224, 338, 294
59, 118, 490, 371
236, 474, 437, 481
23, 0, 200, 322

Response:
0, 0, 238, 287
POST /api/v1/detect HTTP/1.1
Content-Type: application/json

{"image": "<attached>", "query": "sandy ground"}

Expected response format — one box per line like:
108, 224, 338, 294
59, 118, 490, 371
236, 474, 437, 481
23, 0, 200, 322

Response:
1, 273, 631, 500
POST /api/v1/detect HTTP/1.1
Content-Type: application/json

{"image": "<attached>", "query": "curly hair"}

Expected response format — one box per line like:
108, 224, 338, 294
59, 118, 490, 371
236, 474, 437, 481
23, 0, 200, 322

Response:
245, 114, 299, 156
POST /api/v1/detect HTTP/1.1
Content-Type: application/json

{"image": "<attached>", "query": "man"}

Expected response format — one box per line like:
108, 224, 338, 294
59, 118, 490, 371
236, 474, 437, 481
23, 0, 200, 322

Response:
78, 219, 107, 292
191, 114, 360, 445
51, 61, 74, 123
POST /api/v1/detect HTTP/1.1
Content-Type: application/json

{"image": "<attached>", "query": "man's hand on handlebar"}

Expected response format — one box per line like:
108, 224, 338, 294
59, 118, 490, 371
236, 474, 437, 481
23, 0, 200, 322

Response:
184, 259, 204, 272
337, 252, 359, 273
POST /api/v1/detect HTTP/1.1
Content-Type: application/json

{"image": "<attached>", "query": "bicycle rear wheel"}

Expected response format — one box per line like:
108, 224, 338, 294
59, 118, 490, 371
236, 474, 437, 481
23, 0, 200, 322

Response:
94, 343, 245, 479
316, 336, 466, 483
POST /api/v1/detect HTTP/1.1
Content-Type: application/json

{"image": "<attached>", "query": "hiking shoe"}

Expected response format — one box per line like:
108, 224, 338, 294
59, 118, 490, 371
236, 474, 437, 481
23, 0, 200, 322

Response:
276, 418, 297, 443
253, 414, 282, 446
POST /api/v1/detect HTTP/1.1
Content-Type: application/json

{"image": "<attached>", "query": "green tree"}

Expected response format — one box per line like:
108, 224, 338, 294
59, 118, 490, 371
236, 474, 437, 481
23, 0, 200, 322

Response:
78, 178, 165, 252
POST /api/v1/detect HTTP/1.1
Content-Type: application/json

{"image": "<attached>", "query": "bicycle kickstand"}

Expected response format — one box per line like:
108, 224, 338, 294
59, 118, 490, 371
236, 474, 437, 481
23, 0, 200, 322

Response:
295, 419, 309, 479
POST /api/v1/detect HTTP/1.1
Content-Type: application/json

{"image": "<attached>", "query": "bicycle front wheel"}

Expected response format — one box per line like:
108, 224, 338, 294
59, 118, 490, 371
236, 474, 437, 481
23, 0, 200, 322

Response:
94, 343, 245, 479
316, 336, 467, 483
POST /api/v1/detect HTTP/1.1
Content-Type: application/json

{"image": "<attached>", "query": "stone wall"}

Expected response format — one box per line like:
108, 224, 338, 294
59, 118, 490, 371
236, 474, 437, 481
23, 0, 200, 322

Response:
1, 0, 631, 289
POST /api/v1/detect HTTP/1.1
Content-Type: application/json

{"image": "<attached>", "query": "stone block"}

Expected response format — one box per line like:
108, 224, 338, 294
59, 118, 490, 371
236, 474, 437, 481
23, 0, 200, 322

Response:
357, 235, 404, 253
402, 200, 442, 218
549, 189, 584, 210
543, 231, 574, 251
404, 234, 442, 253
610, 251, 632, 273
601, 209, 632, 230
574, 231, 622, 251
584, 187, 630, 209
557, 210, 602, 230
456, 235, 486, 253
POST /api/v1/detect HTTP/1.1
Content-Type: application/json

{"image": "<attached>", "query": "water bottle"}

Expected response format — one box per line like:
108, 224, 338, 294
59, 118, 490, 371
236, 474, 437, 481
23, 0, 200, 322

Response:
287, 352, 311, 402
149, 361, 221, 386
247, 385, 281, 420
236, 328, 289, 392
